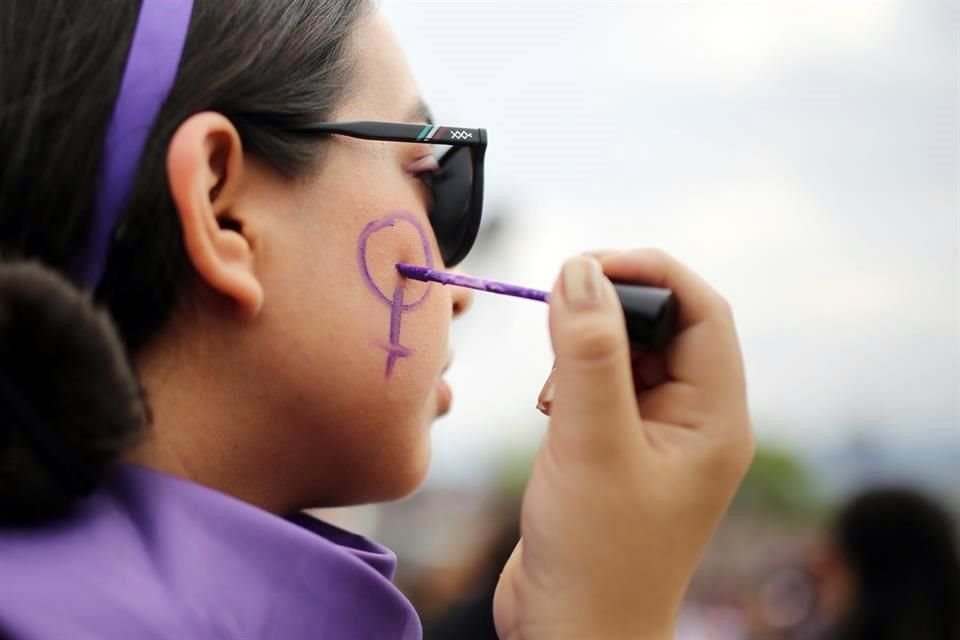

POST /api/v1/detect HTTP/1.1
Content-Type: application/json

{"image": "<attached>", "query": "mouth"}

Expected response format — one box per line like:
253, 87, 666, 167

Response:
436, 350, 455, 415
436, 378, 453, 415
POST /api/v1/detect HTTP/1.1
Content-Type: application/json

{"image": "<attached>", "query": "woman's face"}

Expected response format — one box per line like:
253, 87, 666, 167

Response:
245, 11, 472, 506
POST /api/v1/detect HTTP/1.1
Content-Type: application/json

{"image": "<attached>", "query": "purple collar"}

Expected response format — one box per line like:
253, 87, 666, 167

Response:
76, 0, 193, 286
0, 463, 422, 638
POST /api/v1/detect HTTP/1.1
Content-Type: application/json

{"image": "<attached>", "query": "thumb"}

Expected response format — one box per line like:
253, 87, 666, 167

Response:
548, 256, 641, 454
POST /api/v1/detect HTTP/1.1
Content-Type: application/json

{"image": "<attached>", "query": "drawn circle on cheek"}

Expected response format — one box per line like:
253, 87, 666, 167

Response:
357, 210, 434, 309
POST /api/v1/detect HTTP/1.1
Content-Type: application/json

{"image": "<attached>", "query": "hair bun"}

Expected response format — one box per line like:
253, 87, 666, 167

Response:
0, 261, 145, 525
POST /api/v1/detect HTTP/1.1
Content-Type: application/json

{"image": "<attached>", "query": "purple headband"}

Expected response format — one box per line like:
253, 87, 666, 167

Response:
75, 0, 194, 287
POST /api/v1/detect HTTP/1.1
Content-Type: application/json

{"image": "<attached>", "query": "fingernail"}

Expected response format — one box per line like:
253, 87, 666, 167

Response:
562, 257, 604, 308
582, 249, 622, 260
536, 368, 557, 415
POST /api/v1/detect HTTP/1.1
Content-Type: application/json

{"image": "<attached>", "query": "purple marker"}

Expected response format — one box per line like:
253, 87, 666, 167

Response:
396, 262, 678, 350
395, 264, 550, 303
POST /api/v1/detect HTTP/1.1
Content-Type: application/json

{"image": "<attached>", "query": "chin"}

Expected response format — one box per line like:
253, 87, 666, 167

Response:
385, 443, 432, 500
358, 431, 433, 504
315, 447, 431, 507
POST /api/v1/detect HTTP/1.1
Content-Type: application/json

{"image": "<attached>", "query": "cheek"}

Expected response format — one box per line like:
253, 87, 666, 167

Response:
311, 212, 449, 500
274, 209, 448, 405
359, 211, 435, 306
258, 208, 448, 395
354, 211, 448, 383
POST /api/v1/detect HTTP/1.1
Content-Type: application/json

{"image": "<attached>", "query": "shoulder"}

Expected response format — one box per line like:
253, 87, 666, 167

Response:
0, 464, 422, 640
0, 467, 214, 639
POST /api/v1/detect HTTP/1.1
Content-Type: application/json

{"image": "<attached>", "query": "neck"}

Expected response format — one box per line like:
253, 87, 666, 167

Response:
122, 301, 307, 515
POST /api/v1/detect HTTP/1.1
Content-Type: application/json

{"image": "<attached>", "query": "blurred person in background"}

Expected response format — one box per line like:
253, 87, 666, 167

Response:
420, 500, 521, 640
810, 487, 960, 640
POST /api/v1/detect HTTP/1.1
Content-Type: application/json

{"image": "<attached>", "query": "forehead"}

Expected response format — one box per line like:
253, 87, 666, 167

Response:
336, 11, 422, 120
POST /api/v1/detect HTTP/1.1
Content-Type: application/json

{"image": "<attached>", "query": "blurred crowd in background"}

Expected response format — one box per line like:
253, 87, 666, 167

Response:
324, 1, 959, 638
320, 442, 959, 640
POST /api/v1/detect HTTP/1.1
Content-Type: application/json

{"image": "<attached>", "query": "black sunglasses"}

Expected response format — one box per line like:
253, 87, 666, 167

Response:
278, 120, 487, 268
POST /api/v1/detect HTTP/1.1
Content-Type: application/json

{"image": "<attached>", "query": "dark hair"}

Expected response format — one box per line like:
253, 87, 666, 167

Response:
830, 487, 960, 640
0, 0, 370, 525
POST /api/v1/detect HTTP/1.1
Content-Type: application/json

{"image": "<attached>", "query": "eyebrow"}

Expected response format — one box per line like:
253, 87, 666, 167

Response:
405, 98, 434, 126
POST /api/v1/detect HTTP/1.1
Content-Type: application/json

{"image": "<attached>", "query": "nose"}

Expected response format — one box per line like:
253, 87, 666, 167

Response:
449, 268, 474, 318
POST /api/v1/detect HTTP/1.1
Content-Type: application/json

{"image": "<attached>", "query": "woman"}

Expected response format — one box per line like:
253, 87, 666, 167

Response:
0, 1, 753, 638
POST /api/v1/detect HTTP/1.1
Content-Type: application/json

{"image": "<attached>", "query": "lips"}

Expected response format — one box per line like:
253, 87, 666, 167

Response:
436, 378, 453, 415
437, 350, 455, 415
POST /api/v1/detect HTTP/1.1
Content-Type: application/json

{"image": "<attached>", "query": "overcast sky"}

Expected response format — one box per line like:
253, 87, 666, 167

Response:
380, 1, 959, 483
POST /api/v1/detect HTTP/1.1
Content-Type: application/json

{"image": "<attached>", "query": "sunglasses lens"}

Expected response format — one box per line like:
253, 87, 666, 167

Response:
429, 145, 477, 266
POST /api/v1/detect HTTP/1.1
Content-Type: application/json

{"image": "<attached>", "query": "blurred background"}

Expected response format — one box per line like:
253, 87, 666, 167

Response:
323, 2, 960, 638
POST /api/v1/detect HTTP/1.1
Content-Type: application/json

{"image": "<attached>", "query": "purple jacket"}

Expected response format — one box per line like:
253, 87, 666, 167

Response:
0, 464, 422, 639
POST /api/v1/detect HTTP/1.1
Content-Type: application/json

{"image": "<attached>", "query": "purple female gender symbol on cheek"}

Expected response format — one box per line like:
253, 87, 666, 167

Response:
357, 211, 434, 378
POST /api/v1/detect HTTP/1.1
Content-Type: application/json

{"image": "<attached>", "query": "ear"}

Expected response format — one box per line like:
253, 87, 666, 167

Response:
167, 112, 263, 317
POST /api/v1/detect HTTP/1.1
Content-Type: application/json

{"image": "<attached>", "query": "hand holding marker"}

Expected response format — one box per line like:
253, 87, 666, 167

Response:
396, 262, 677, 350
490, 251, 753, 640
